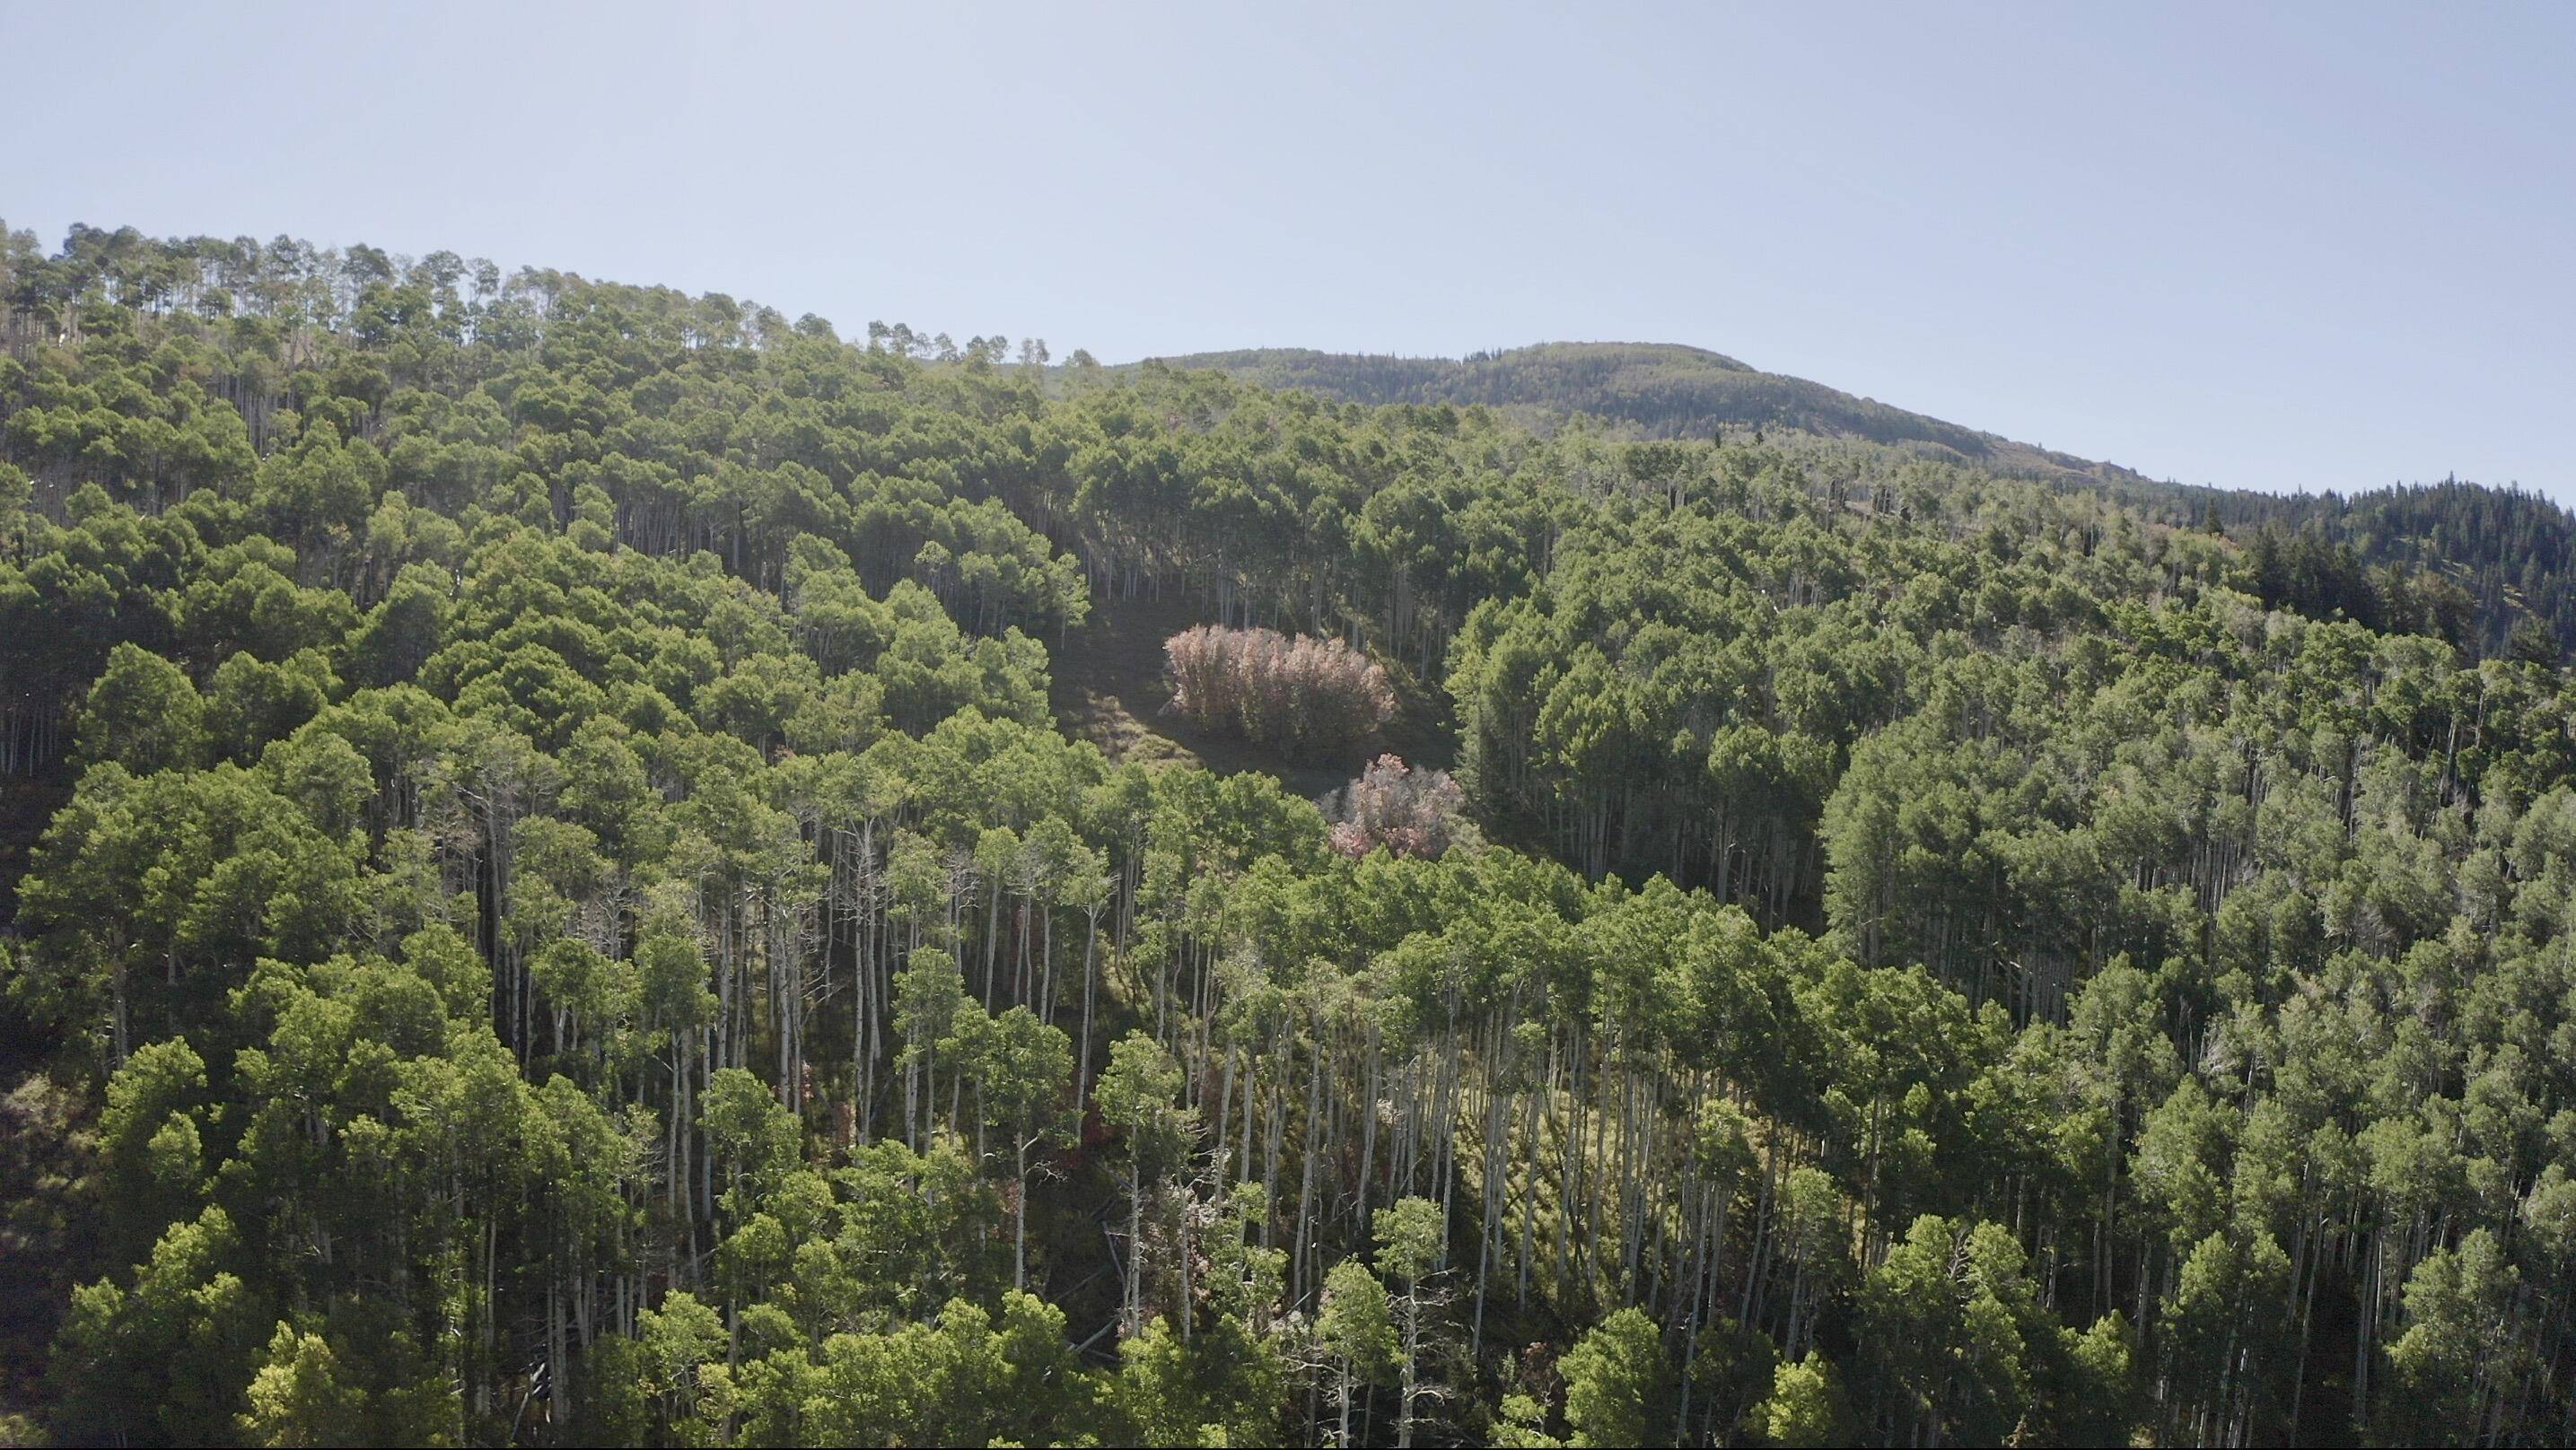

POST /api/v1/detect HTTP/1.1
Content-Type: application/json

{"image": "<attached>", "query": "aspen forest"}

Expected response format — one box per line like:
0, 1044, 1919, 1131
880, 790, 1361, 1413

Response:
7, 220, 2576, 1447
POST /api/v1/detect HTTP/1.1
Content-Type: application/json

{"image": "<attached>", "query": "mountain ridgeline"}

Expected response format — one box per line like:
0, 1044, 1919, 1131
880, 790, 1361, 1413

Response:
6, 221, 2576, 1447
1143, 342, 2575, 659
1130, 342, 2141, 482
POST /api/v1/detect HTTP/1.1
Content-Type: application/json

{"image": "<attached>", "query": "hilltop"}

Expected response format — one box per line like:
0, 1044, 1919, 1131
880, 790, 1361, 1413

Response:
1129, 340, 2169, 490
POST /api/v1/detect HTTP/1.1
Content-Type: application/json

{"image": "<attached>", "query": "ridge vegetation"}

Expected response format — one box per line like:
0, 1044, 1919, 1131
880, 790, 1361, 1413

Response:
1147, 342, 2576, 660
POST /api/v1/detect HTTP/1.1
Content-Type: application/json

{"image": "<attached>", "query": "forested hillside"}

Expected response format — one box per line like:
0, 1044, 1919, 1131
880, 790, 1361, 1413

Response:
1130, 343, 2138, 485
4, 221, 2575, 1447
1156, 344, 2576, 661
2204, 481, 2576, 661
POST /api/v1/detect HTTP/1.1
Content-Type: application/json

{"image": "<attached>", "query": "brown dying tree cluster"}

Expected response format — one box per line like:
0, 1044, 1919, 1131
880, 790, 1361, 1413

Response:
1162, 624, 1394, 756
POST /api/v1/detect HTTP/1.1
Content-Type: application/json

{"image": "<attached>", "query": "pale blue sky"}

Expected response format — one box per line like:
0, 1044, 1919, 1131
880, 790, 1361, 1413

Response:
4, 2, 2570, 498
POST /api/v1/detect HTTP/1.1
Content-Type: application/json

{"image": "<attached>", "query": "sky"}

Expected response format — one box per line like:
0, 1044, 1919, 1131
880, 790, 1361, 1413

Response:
4, 1, 2571, 499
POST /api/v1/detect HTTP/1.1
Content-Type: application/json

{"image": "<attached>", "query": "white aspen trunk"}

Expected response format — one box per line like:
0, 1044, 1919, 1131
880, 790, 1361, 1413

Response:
1292, 1026, 1327, 1307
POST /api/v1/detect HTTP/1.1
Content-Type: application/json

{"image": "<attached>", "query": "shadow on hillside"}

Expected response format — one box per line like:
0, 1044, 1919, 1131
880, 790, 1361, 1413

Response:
0, 779, 68, 932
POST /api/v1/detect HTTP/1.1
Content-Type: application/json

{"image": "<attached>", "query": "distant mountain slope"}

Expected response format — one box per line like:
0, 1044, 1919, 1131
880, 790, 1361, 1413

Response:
2200, 478, 2576, 659
1137, 341, 2575, 658
1135, 341, 2167, 490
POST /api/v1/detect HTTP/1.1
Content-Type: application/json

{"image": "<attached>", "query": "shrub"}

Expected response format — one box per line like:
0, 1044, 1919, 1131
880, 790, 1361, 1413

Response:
1323, 754, 1476, 859
1163, 625, 1394, 756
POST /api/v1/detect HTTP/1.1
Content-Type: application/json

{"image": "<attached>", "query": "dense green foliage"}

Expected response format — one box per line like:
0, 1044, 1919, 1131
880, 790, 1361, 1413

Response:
2212, 481, 2576, 660
1153, 344, 2576, 663
4, 221, 2576, 1446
